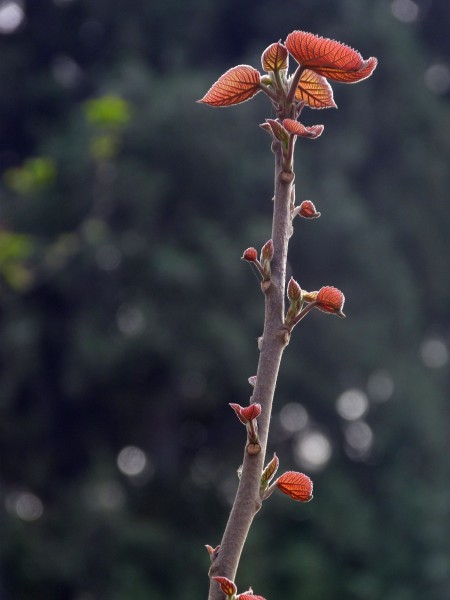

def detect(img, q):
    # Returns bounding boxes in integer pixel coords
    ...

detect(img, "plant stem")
[208,140,294,600]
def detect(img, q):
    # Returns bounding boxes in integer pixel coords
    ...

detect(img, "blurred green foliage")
[0,1,449,600]
[4,157,56,195]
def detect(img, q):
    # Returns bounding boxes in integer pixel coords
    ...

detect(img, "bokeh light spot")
[367,370,394,402]
[344,421,373,454]
[420,337,449,368]
[424,63,450,95]
[391,0,419,23]
[116,304,145,336]
[117,446,147,476]
[294,431,332,471]
[336,388,369,420]
[6,491,44,521]
[52,55,83,89]
[95,243,121,271]
[279,402,308,433]
[0,1,25,34]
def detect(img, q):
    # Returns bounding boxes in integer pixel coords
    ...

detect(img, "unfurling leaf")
[276,471,313,502]
[212,576,237,597]
[283,119,324,139]
[260,239,274,262]
[229,403,247,425]
[198,65,261,107]
[302,290,318,302]
[287,276,302,302]
[261,452,279,485]
[264,119,290,146]
[261,41,289,72]
[240,403,262,422]
[285,30,377,83]
[242,247,258,262]
[316,285,346,317]
[238,595,267,600]
[296,69,337,109]
[298,200,321,219]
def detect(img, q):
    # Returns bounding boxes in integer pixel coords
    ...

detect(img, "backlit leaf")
[283,119,324,139]
[212,576,237,597]
[286,30,377,83]
[261,41,288,72]
[315,286,346,317]
[276,471,313,502]
[198,65,261,107]
[296,69,336,109]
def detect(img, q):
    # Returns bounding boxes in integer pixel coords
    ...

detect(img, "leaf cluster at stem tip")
[198,30,377,126]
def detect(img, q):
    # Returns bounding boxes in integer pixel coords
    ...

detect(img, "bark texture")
[208,141,294,600]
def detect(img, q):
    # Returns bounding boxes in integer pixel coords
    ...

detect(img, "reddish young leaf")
[316,285,346,317]
[276,471,313,502]
[283,119,324,139]
[242,247,258,262]
[298,199,321,219]
[198,65,261,107]
[296,68,337,109]
[287,277,302,302]
[238,595,267,600]
[260,238,274,263]
[285,30,377,83]
[212,576,237,597]
[240,403,262,422]
[261,41,289,72]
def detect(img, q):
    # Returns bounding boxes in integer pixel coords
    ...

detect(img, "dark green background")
[0,1,449,599]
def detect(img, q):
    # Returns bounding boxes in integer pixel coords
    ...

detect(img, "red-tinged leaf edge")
[229,403,247,425]
[198,65,261,107]
[296,69,337,109]
[212,576,237,597]
[283,119,324,139]
[261,41,289,72]
[276,471,314,502]
[238,594,267,600]
[285,30,377,84]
